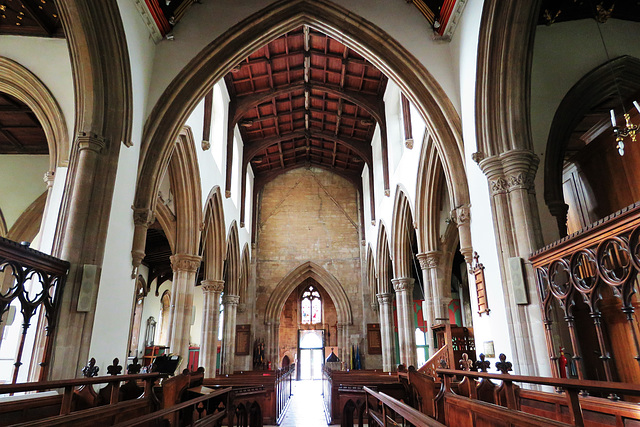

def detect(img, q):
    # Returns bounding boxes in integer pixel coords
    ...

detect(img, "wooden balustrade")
[530,202,640,385]
[436,368,640,427]
[275,363,294,424]
[0,236,69,383]
[363,385,445,427]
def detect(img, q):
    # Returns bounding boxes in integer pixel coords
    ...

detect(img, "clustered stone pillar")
[392,277,417,368]
[376,292,396,371]
[200,279,224,377]
[264,320,279,369]
[416,253,435,357]
[478,149,549,376]
[221,294,240,374]
[168,253,201,371]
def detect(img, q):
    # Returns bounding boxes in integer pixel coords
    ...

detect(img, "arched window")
[301,285,322,325]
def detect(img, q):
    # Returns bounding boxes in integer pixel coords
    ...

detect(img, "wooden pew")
[0,373,165,426]
[322,367,404,426]
[436,368,640,426]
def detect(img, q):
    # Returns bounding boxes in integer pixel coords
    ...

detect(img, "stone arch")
[202,186,226,281]
[154,196,177,254]
[0,57,69,170]
[239,243,250,305]
[375,222,392,295]
[135,0,469,220]
[225,221,240,296]
[168,126,202,256]
[366,245,377,310]
[415,134,445,254]
[7,191,47,243]
[391,187,417,279]
[264,261,352,326]
[544,55,640,235]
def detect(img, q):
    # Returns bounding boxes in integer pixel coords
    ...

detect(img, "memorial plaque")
[235,325,251,355]
[367,323,382,354]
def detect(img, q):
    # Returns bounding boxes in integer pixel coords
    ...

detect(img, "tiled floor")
[269,380,337,427]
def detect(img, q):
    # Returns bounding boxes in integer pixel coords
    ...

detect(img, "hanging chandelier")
[610,101,640,156]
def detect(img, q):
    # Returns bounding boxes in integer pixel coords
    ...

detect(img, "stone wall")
[253,167,366,366]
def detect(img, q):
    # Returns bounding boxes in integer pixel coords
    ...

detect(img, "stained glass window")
[301,285,322,324]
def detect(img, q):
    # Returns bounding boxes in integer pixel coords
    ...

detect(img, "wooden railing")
[364,385,445,427]
[436,368,640,426]
[275,363,294,424]
[418,343,449,376]
[0,236,69,383]
[530,202,640,383]
[0,372,165,426]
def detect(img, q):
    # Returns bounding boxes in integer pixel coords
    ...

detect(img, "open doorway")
[298,329,324,380]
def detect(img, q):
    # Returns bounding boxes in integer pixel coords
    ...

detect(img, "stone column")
[376,293,396,372]
[168,253,201,371]
[392,278,417,368]
[221,294,239,374]
[200,279,224,377]
[131,208,155,278]
[416,254,435,357]
[478,149,550,377]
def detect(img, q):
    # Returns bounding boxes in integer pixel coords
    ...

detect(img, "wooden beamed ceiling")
[0,92,47,155]
[0,0,63,37]
[223,26,389,228]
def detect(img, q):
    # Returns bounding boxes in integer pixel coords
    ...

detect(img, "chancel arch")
[136,0,470,230]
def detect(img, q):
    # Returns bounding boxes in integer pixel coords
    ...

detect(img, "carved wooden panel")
[235,325,251,356]
[367,323,382,354]
[472,252,490,315]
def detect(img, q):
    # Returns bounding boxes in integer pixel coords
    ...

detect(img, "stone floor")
[267,379,338,427]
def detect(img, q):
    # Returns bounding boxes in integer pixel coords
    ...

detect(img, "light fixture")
[594,4,640,156]
[610,101,640,156]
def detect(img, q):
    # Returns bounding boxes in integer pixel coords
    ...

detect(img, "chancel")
[1,0,640,426]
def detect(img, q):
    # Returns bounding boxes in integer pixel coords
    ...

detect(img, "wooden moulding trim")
[0,56,69,170]
[264,261,353,325]
[136,0,469,221]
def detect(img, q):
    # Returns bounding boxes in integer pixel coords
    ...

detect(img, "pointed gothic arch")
[544,55,640,235]
[7,191,47,244]
[202,186,226,281]
[416,134,445,254]
[391,186,416,279]
[0,57,69,170]
[135,0,469,222]
[264,261,352,326]
[154,197,177,254]
[168,126,203,256]
[239,243,250,305]
[225,221,241,296]
[375,222,392,295]
[366,245,377,309]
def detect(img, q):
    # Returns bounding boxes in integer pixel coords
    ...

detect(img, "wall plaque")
[235,325,251,356]
[367,323,382,354]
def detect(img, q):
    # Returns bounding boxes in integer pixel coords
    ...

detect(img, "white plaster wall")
[531,18,640,245]
[144,0,460,122]
[0,36,74,150]
[0,155,49,230]
[448,0,515,367]
[88,0,157,375]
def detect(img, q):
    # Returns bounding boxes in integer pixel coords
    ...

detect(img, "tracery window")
[301,285,322,324]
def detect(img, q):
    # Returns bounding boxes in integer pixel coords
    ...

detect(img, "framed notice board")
[367,323,382,354]
[235,325,251,355]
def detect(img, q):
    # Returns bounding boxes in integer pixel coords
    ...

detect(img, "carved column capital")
[132,207,156,227]
[418,251,442,270]
[201,279,224,293]
[450,204,471,227]
[76,132,107,153]
[376,292,394,305]
[170,253,201,273]
[43,170,56,188]
[392,277,415,293]
[501,149,538,192]
[221,294,240,306]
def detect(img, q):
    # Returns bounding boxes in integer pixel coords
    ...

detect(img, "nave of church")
[1,0,640,426]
